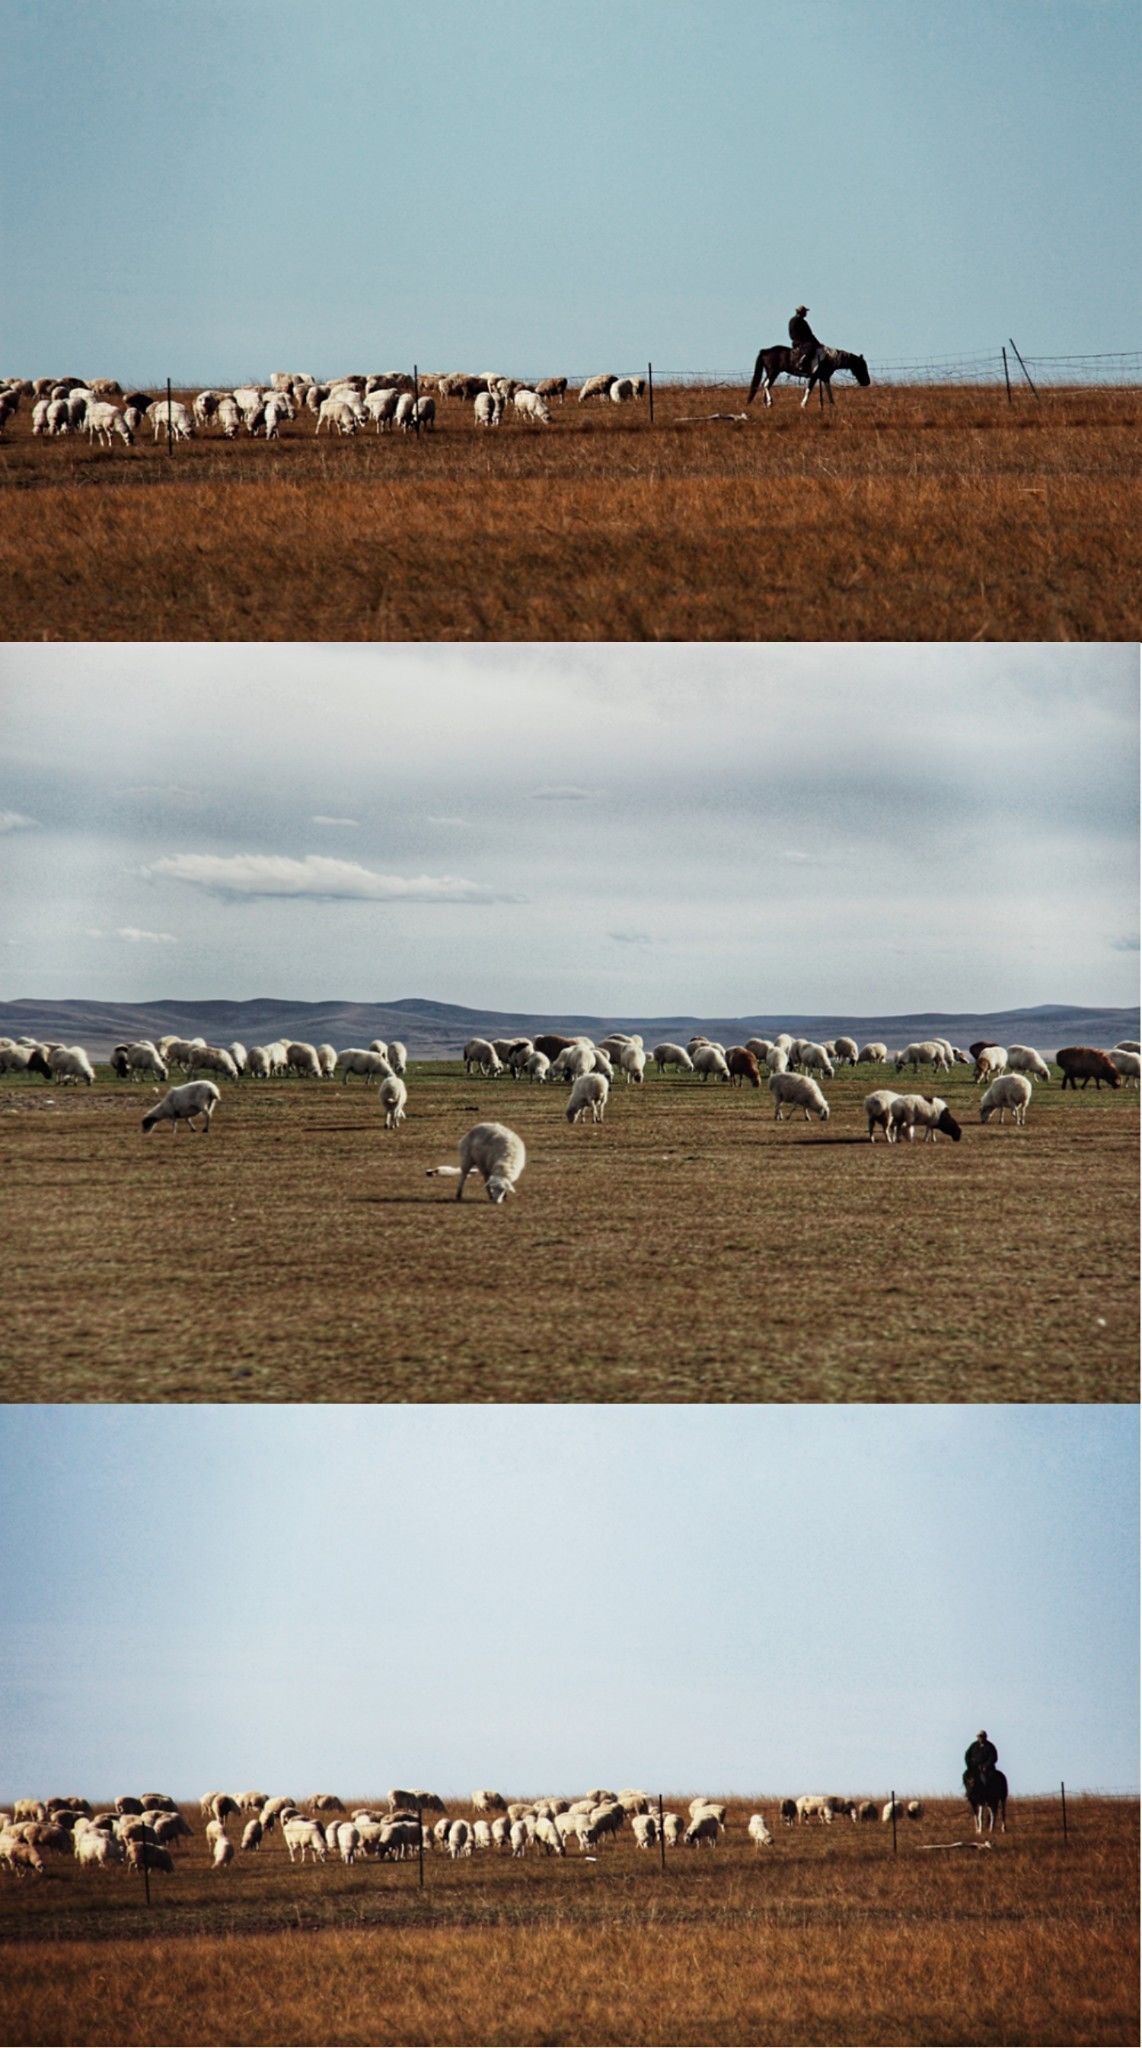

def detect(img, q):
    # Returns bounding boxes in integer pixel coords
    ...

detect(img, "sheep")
[693,1045,731,1084]
[1056,1046,1122,1090]
[887,1093,963,1144]
[567,1072,609,1123]
[631,1813,658,1850]
[523,1051,551,1083]
[863,1088,900,1140]
[471,1790,507,1813]
[283,1817,326,1863]
[447,1820,472,1859]
[338,1047,392,1085]
[401,395,435,431]
[896,1040,951,1075]
[240,1818,263,1852]
[748,1813,774,1848]
[73,1827,125,1869]
[770,1072,830,1122]
[683,1812,721,1848]
[84,400,134,446]
[832,1036,859,1066]
[980,1073,1033,1125]
[881,1800,904,1823]
[125,1839,174,1876]
[141,1080,221,1135]
[386,1040,408,1077]
[379,1074,408,1128]
[765,1047,789,1074]
[727,1047,762,1088]
[1111,1049,1141,1086]
[1115,1039,1140,1053]
[799,1043,835,1078]
[187,1044,239,1082]
[248,1046,272,1079]
[316,393,364,435]
[619,1043,647,1084]
[47,1045,95,1086]
[578,373,618,403]
[779,1799,797,1827]
[533,1033,579,1061]
[121,1042,168,1081]
[148,399,193,440]
[428,1121,525,1202]
[858,1042,888,1064]
[1006,1046,1051,1082]
[0,1044,52,1077]
[216,396,242,438]
[335,1823,361,1864]
[688,1800,727,1825]
[513,388,551,425]
[212,1835,234,1869]
[283,1041,321,1080]
[609,377,636,403]
[906,1800,924,1821]
[365,386,403,431]
[653,1042,695,1074]
[974,1046,1008,1083]
[463,1037,503,1078]
[554,1042,596,1082]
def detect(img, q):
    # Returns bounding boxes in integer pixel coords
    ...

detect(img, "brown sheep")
[727,1047,762,1088]
[1057,1046,1122,1090]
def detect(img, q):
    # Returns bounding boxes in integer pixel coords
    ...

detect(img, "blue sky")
[0,1405,1136,1798]
[0,643,1137,1016]
[3,0,1138,381]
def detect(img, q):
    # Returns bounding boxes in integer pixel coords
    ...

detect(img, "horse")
[963,1763,1008,1834]
[747,343,871,410]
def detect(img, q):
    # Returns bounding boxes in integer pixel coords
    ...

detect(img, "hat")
[976,1730,987,1740]
[794,305,809,315]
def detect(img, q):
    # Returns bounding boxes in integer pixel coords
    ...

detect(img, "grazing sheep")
[141,1080,221,1135]
[240,1818,263,1852]
[523,1051,551,1083]
[619,1043,647,1084]
[578,373,618,403]
[974,1046,1008,1084]
[1006,1046,1051,1083]
[212,1835,234,1869]
[748,1813,774,1848]
[863,1088,900,1140]
[694,1045,731,1084]
[386,1040,408,1077]
[833,1036,859,1066]
[727,1047,762,1088]
[770,1072,830,1122]
[1056,1046,1123,1090]
[631,1813,658,1850]
[567,1072,609,1123]
[1115,1039,1140,1053]
[536,377,568,402]
[906,1800,924,1821]
[1111,1049,1141,1086]
[121,1042,168,1081]
[980,1073,1033,1125]
[447,1820,472,1859]
[799,1043,835,1078]
[248,1046,272,1079]
[553,1042,596,1082]
[48,1045,95,1086]
[887,1094,962,1144]
[187,1044,239,1082]
[683,1812,721,1848]
[0,1044,52,1077]
[84,400,134,446]
[609,377,636,403]
[896,1040,952,1075]
[338,1048,392,1084]
[463,1037,503,1078]
[284,1041,322,1080]
[148,399,193,440]
[653,1042,695,1074]
[765,1047,790,1074]
[379,1074,408,1127]
[125,1839,174,1876]
[513,388,551,424]
[882,1800,904,1823]
[858,1042,888,1064]
[74,1827,125,1869]
[283,1817,327,1863]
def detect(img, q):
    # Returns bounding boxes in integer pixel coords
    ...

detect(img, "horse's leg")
[801,376,813,410]
[763,375,773,408]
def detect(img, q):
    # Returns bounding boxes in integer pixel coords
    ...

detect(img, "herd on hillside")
[0,369,657,447]
[1,1782,983,1881]
[1,1029,1135,1195]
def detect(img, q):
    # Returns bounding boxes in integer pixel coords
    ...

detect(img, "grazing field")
[1,1059,1135,1401]
[1,384,1138,640]
[0,1797,1135,2046]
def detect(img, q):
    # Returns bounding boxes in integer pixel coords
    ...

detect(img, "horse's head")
[850,353,871,387]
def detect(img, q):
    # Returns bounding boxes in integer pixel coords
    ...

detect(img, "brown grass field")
[1,384,1138,640]
[1,1059,1136,1401]
[0,1796,1135,2045]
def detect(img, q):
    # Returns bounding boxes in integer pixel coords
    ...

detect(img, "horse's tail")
[746,351,766,406]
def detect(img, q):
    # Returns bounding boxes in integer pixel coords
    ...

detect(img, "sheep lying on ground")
[567,1073,608,1123]
[770,1072,830,1121]
[980,1074,1033,1125]
[887,1094,962,1143]
[429,1123,526,1202]
[141,1081,221,1135]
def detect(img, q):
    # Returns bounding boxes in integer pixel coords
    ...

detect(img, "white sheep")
[769,1072,830,1121]
[1110,1050,1140,1086]
[693,1045,731,1083]
[447,1820,471,1859]
[887,1093,962,1144]
[609,377,636,403]
[513,388,551,425]
[509,1819,528,1857]
[974,1046,1008,1083]
[980,1073,1033,1125]
[430,1122,526,1203]
[858,1042,888,1064]
[463,1037,503,1078]
[653,1042,694,1073]
[240,1818,263,1851]
[863,1088,900,1140]
[631,1814,658,1850]
[619,1043,647,1084]
[555,1043,596,1082]
[148,399,193,440]
[284,1041,322,1080]
[123,1042,168,1081]
[48,1045,95,1086]
[578,373,618,403]
[832,1036,859,1066]
[523,1051,551,1084]
[365,387,402,431]
[799,1042,835,1078]
[141,1080,221,1135]
[567,1072,609,1123]
[387,1040,408,1077]
[765,1047,789,1074]
[895,1040,952,1075]
[379,1074,408,1128]
[212,1835,234,1869]
[338,1049,392,1085]
[187,1044,240,1082]
[216,396,242,438]
[248,1046,272,1079]
[84,401,134,446]
[747,1813,774,1848]
[474,390,504,427]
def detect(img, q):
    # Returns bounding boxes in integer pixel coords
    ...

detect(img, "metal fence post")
[165,377,173,456]
[1002,346,1012,404]
[658,1792,665,1871]
[1060,1780,1068,1846]
[1008,337,1040,397]
[412,363,420,438]
[647,362,654,425]
[890,1790,897,1855]
[417,1802,425,1887]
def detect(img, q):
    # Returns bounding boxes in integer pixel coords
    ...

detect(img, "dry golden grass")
[1,385,1137,639]
[0,1797,1135,2044]
[1,1060,1135,1400]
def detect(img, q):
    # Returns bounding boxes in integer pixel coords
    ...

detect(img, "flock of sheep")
[2,368,651,448]
[0,1784,929,1880]
[1,1028,1135,1192]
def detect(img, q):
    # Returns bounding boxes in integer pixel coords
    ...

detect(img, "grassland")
[1,1059,1135,1401]
[0,1796,1135,2045]
[1,384,1138,640]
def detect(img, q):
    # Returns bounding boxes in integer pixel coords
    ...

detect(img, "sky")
[0,643,1137,1018]
[2,0,1138,382]
[0,1404,1135,1798]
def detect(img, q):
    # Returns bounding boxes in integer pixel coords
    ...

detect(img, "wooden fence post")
[890,1790,897,1855]
[165,377,173,456]
[412,364,420,437]
[647,362,654,425]
[417,1802,425,1886]
[1060,1780,1068,1846]
[658,1792,665,1871]
[1008,337,1039,397]
[1002,346,1013,404]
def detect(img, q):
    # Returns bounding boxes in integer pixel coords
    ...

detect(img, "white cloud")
[143,852,515,904]
[118,927,178,944]
[310,815,359,827]
[0,811,36,832]
[529,785,590,802]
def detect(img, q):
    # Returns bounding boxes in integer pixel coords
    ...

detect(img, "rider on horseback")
[788,305,823,376]
[964,1730,999,1776]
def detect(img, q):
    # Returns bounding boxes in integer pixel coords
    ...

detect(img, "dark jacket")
[965,1738,998,1775]
[788,311,822,362]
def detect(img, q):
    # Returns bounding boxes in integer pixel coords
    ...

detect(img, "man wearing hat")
[964,1729,999,1776]
[789,304,823,374]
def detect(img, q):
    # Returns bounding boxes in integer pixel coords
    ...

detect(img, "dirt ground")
[1,384,1137,640]
[2,1061,1135,1401]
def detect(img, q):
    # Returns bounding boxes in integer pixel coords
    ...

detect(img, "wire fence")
[587,351,1140,389]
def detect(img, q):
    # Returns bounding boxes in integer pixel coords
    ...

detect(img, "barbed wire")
[557,352,1141,388]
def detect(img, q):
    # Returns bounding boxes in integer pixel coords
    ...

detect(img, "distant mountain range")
[1,996,1137,1061]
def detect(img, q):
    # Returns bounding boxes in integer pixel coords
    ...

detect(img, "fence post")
[1060,1780,1068,1847]
[1008,338,1039,397]
[165,377,173,457]
[658,1792,665,1871]
[412,364,420,438]
[1001,346,1013,404]
[417,1802,425,1887]
[647,362,654,425]
[142,1840,151,1906]
[890,1790,897,1855]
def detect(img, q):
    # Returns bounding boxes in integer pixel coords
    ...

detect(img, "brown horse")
[963,1763,1008,1834]
[747,344,871,409]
